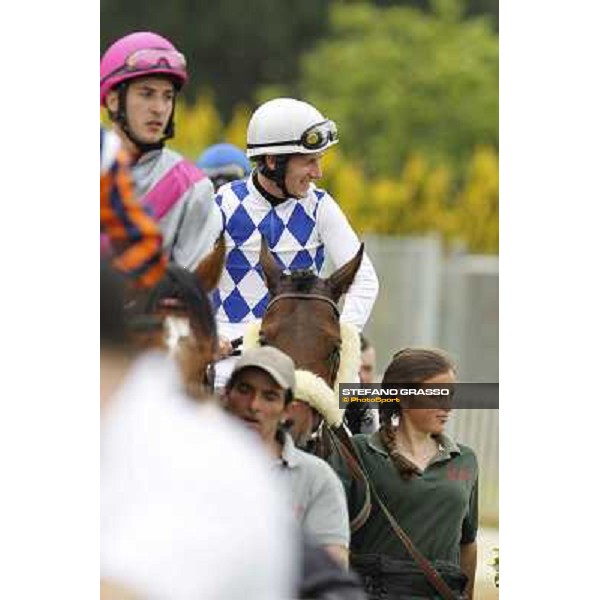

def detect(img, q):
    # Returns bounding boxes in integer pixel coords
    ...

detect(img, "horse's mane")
[286,269,321,294]
[146,265,217,339]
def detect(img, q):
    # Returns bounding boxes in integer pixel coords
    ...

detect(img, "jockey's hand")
[218,336,234,359]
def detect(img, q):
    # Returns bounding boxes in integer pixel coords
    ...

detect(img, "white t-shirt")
[101,351,298,599]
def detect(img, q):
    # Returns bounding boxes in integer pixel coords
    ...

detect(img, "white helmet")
[246,98,339,158]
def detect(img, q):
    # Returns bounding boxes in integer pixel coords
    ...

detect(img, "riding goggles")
[204,164,248,189]
[299,120,338,151]
[211,173,244,189]
[101,48,187,83]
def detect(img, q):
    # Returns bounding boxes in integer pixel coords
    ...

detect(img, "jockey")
[214,98,379,389]
[100,125,167,288]
[101,31,222,269]
[196,142,252,191]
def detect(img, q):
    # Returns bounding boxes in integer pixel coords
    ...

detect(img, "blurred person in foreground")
[101,31,221,269]
[100,125,166,288]
[100,261,298,598]
[196,142,252,191]
[329,348,479,599]
[222,345,351,569]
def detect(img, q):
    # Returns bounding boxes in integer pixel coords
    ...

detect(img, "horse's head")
[130,235,226,398]
[258,237,363,388]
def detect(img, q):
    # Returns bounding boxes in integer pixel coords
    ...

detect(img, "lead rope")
[329,426,462,600]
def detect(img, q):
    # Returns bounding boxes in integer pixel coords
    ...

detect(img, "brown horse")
[245,237,364,453]
[128,236,226,399]
[257,240,450,578]
[257,237,364,388]
[250,238,374,533]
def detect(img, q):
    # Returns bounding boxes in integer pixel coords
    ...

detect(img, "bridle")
[260,292,342,386]
[160,306,217,395]
[126,269,218,396]
[264,292,340,318]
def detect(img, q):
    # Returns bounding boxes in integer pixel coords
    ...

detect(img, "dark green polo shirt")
[329,431,478,566]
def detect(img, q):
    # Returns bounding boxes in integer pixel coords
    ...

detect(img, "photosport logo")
[338,383,499,409]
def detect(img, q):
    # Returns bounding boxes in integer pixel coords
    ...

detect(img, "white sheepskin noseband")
[242,321,361,427]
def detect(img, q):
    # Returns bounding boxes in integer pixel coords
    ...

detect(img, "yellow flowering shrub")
[170,92,222,160]
[223,104,252,150]
[106,93,498,254]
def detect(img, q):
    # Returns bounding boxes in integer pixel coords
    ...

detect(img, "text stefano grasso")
[341,387,451,396]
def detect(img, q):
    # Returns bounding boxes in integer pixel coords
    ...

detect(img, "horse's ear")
[326,243,364,301]
[259,236,282,296]
[194,234,226,293]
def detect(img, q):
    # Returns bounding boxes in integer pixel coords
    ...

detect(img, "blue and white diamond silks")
[286,203,315,245]
[257,210,286,247]
[225,248,253,285]
[212,178,327,324]
[227,203,256,246]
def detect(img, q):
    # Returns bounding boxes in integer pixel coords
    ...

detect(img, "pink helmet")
[100,31,188,106]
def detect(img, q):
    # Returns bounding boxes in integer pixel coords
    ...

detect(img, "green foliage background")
[300,1,498,176]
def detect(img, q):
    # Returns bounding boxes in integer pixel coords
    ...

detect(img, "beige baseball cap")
[231,346,296,393]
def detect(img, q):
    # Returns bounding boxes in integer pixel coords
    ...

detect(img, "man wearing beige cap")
[223,346,350,568]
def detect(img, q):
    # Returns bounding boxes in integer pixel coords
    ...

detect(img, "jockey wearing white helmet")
[213,98,379,389]
[247,98,339,198]
[100,31,222,270]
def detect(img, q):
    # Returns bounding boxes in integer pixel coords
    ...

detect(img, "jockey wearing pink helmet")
[100,32,223,271]
[101,31,188,153]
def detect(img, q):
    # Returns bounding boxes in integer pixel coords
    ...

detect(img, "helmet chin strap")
[258,155,298,199]
[110,83,176,155]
